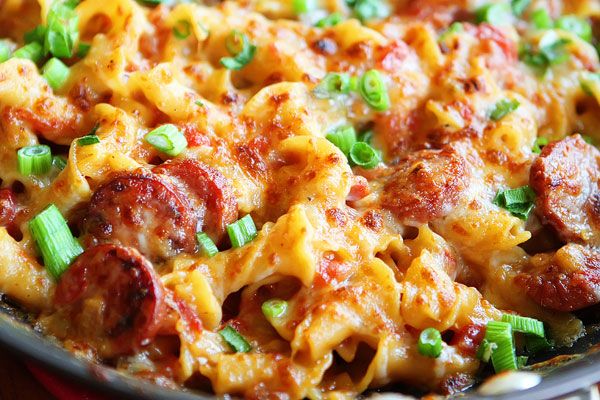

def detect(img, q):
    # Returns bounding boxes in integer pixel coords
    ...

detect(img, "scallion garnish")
[12,42,43,63]
[476,338,497,363]
[532,137,548,154]
[219,325,252,352]
[17,145,52,176]
[326,125,357,155]
[292,0,316,14]
[77,134,100,146]
[313,73,353,99]
[530,8,553,29]
[525,334,553,354]
[490,99,520,121]
[418,328,442,358]
[352,0,390,22]
[220,30,256,70]
[357,130,373,144]
[24,25,46,44]
[517,355,529,368]
[555,15,592,42]
[475,3,512,26]
[44,1,79,58]
[173,19,192,40]
[227,215,258,248]
[261,299,288,319]
[0,41,11,63]
[29,204,83,279]
[76,43,91,58]
[439,22,463,42]
[519,36,570,72]
[42,57,70,90]
[349,142,381,169]
[196,232,218,257]
[501,314,545,338]
[485,321,517,372]
[144,124,188,156]
[52,155,67,171]
[359,69,390,111]
[315,12,343,27]
[493,185,536,220]
[510,0,530,16]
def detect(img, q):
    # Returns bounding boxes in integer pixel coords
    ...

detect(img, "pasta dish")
[0,0,599,397]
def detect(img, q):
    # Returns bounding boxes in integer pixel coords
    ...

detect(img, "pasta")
[0,0,599,397]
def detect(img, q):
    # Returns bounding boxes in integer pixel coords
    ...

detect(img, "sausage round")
[54,244,166,357]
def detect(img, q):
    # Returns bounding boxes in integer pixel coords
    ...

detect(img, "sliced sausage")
[381,146,470,225]
[54,244,166,357]
[516,243,600,312]
[0,188,16,227]
[84,171,197,261]
[530,135,600,245]
[153,159,238,244]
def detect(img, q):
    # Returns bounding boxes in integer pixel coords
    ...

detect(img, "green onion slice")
[359,69,390,111]
[12,42,43,63]
[292,0,316,14]
[173,19,192,40]
[493,185,536,220]
[24,25,46,44]
[502,314,545,338]
[352,0,390,22]
[42,57,70,91]
[227,215,258,248]
[357,130,373,144]
[52,155,67,171]
[76,43,91,58]
[262,299,288,319]
[418,328,443,358]
[530,8,553,29]
[29,204,83,279]
[476,338,497,363]
[17,145,52,176]
[0,41,11,63]
[44,2,80,58]
[315,12,343,28]
[196,232,218,257]
[517,355,529,368]
[490,99,520,121]
[525,334,553,354]
[475,3,512,26]
[485,321,517,372]
[219,325,252,353]
[349,142,381,169]
[510,0,530,16]
[77,134,100,146]
[326,125,357,156]
[555,15,592,42]
[439,22,463,42]
[313,73,353,99]
[144,124,188,156]
[220,30,256,70]
[532,137,548,154]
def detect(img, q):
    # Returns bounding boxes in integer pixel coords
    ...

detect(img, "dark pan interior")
[2,297,600,400]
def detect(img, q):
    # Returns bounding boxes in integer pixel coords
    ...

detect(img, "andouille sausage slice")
[0,188,16,227]
[381,146,470,225]
[530,135,600,245]
[154,159,238,244]
[516,243,600,312]
[54,244,166,358]
[84,171,197,261]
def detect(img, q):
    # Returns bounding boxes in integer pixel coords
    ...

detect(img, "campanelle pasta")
[0,0,599,398]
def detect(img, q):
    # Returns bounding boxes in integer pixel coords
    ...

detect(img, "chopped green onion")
[502,314,545,338]
[493,185,536,220]
[292,0,316,14]
[531,8,553,29]
[485,321,517,372]
[475,3,512,26]
[219,325,252,353]
[326,125,357,155]
[195,100,205,107]
[357,130,373,144]
[476,338,497,363]
[77,135,100,146]
[555,15,592,42]
[17,145,52,175]
[196,232,218,257]
[352,0,390,22]
[144,124,188,156]
[227,215,258,248]
[173,19,192,40]
[12,42,43,63]
[24,25,46,44]
[52,155,67,171]
[262,299,288,319]
[76,43,91,58]
[510,0,530,16]
[220,30,256,70]
[349,142,380,169]
[525,334,553,354]
[439,22,463,42]
[532,137,548,154]
[490,99,520,121]
[313,73,353,99]
[519,37,570,71]
[517,355,529,368]
[42,58,70,90]
[0,41,11,63]
[418,328,442,358]
[29,204,83,279]
[315,12,343,28]
[358,69,390,111]
[44,2,80,58]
